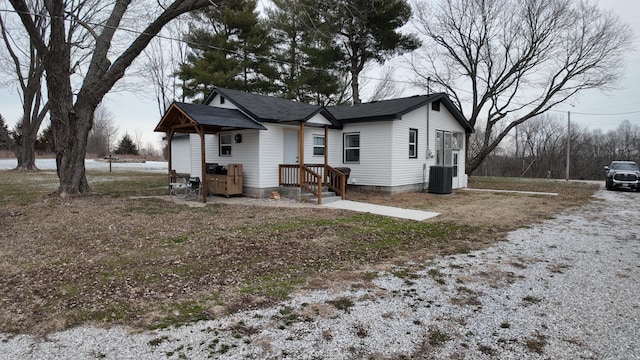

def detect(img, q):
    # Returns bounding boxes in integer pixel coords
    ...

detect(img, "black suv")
[604,161,640,191]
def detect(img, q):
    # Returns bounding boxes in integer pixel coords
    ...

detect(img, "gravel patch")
[1,189,638,359]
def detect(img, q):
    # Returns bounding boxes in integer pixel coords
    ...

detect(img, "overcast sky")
[0,0,638,150]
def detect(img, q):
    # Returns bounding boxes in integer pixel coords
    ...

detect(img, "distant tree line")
[472,116,640,180]
[0,106,144,161]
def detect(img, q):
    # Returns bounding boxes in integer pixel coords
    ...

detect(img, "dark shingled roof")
[205,87,337,125]
[328,93,474,133]
[175,102,266,129]
[154,102,266,133]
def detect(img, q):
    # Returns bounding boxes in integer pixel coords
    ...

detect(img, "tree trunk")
[15,102,46,171]
[44,0,91,195]
[16,132,38,170]
[10,0,216,195]
[55,106,94,195]
[351,67,360,104]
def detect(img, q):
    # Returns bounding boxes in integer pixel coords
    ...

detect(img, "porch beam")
[299,122,305,188]
[167,129,174,189]
[324,125,328,170]
[198,126,207,203]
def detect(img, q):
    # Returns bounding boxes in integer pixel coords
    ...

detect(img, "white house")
[155,87,474,203]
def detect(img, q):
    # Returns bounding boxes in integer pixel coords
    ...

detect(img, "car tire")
[606,181,612,190]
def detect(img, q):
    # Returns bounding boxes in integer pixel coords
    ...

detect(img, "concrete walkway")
[322,200,440,221]
[149,195,440,221]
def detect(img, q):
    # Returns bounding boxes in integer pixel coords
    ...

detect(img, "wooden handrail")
[278,163,347,204]
[301,165,322,204]
[324,165,347,200]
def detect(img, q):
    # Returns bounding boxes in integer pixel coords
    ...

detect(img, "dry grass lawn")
[0,170,599,335]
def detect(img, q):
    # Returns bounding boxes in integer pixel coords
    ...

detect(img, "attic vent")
[432,101,440,111]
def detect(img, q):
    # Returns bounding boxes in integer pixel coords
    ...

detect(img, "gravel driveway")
[1,189,638,359]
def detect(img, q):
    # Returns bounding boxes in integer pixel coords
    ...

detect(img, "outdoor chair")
[170,176,202,200]
[184,177,202,199]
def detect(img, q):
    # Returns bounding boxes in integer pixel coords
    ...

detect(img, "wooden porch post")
[198,126,207,203]
[167,129,174,188]
[299,122,305,188]
[324,125,328,169]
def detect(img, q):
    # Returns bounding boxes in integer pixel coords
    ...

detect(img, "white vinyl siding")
[389,107,430,187]
[257,124,288,188]
[208,94,238,109]
[301,128,341,165]
[306,113,332,126]
[340,122,393,186]
[170,135,191,174]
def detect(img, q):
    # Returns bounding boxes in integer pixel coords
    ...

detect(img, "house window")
[435,130,452,166]
[452,132,463,150]
[220,96,225,104]
[344,133,360,163]
[219,133,232,156]
[313,135,325,156]
[432,101,440,111]
[409,128,418,158]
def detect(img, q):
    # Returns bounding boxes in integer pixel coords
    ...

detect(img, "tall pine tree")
[177,0,276,100]
[267,0,346,105]
[315,0,420,104]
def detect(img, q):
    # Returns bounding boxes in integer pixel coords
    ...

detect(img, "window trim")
[343,132,360,164]
[435,130,453,166]
[409,128,418,158]
[313,134,325,156]
[452,132,463,150]
[219,133,232,156]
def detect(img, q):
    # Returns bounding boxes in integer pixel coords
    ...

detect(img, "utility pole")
[565,111,571,181]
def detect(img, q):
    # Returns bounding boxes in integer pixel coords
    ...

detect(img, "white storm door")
[283,129,299,164]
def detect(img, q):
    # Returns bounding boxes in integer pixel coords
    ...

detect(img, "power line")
[1,7,639,117]
[560,110,640,116]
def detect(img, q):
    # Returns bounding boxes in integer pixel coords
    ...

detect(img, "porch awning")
[154,102,267,133]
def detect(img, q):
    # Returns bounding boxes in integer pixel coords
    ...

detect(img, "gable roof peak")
[203,87,340,127]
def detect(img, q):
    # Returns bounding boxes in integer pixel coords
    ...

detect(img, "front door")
[452,151,459,188]
[283,129,299,164]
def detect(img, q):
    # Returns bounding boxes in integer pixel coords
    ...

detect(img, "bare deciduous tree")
[367,66,402,102]
[473,116,640,180]
[410,0,634,174]
[8,0,217,195]
[86,104,118,157]
[141,16,190,115]
[0,0,49,170]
